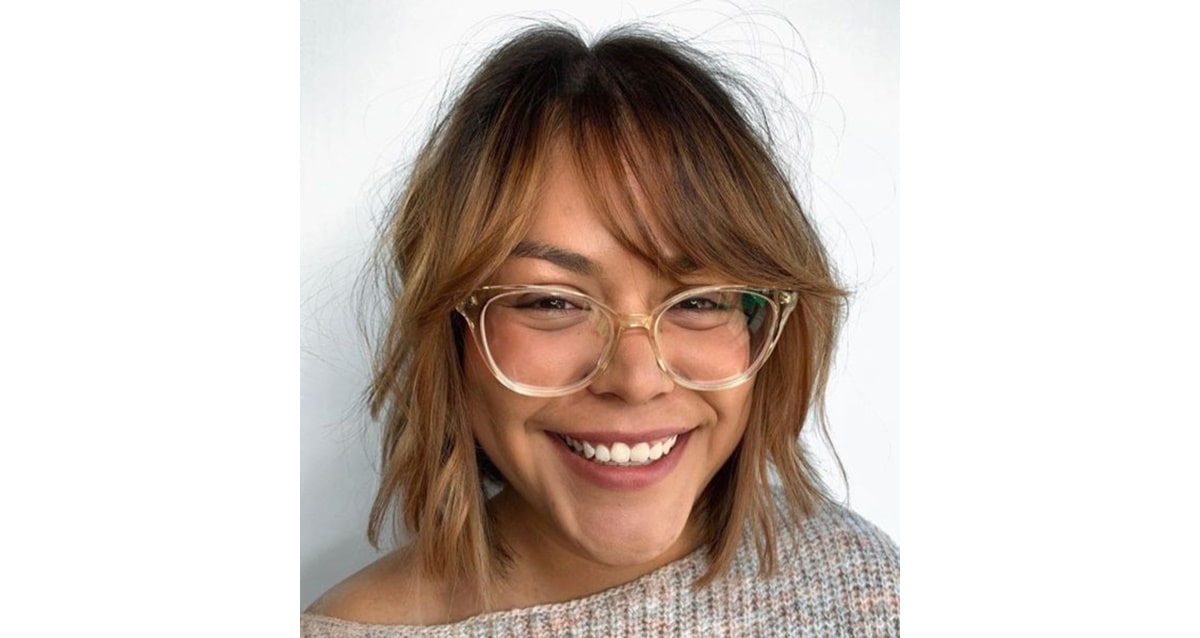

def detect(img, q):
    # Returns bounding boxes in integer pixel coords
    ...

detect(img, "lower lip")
[548,430,692,491]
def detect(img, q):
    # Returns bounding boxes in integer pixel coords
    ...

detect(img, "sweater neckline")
[303,544,710,629]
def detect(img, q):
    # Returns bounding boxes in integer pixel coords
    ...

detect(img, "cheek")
[463,345,547,445]
[462,345,502,447]
[463,350,506,439]
[711,383,755,443]
[462,339,490,398]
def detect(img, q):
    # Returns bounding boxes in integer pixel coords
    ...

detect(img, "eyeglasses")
[456,284,798,397]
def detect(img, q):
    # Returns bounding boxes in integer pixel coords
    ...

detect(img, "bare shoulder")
[305,546,451,626]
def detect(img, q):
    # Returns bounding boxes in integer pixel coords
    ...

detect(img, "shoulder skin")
[305,546,454,626]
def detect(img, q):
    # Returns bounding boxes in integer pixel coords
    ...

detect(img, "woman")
[303,23,899,636]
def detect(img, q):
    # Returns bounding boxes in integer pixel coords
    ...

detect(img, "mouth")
[546,428,694,491]
[555,433,679,466]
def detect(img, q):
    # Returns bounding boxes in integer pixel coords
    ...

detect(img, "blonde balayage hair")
[366,23,847,602]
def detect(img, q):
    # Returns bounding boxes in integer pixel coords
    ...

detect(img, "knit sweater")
[302,497,899,637]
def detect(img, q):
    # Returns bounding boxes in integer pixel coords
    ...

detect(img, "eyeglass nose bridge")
[599,312,672,378]
[616,312,654,332]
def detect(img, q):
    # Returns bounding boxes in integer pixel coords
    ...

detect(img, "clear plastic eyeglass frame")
[455,284,799,397]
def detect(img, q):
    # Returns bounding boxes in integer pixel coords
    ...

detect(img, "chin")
[564,498,693,567]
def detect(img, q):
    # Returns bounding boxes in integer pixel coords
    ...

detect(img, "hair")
[365,22,848,604]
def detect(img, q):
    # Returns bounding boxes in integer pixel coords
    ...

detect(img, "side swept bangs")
[564,31,816,288]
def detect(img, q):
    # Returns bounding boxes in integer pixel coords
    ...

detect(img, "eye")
[509,293,589,313]
[531,296,578,311]
[672,295,729,312]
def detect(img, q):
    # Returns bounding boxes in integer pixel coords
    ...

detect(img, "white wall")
[301,0,898,609]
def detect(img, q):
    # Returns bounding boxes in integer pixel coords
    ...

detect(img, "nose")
[587,322,675,404]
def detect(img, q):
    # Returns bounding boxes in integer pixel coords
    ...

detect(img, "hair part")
[366,22,847,605]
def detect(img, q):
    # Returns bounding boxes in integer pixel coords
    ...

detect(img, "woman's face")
[464,148,755,569]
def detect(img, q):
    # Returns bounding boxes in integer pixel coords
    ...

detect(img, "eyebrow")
[511,240,701,276]
[511,240,597,276]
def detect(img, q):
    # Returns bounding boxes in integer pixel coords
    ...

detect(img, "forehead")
[514,140,696,275]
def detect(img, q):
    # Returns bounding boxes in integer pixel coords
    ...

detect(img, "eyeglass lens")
[479,289,776,391]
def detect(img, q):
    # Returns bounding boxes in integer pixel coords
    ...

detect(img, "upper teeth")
[560,434,679,466]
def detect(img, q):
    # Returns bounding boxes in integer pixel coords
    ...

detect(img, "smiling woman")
[303,22,898,636]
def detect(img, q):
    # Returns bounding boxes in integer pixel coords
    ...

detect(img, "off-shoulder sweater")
[301,500,899,637]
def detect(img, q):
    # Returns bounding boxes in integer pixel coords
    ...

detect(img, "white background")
[301,0,899,609]
[6,1,1199,635]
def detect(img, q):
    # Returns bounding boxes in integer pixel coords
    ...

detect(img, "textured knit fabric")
[301,496,899,637]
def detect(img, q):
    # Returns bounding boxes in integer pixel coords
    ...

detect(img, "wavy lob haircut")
[366,23,848,600]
